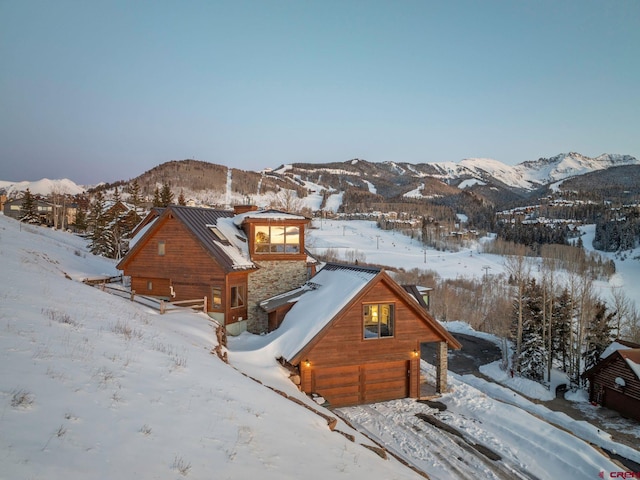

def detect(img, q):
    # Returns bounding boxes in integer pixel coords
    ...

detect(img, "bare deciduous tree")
[504,245,531,373]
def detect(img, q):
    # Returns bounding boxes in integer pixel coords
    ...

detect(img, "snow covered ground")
[1,213,639,479]
[307,218,506,279]
[307,219,640,320]
[0,215,416,479]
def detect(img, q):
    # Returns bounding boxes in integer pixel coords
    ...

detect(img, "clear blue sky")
[1,0,638,185]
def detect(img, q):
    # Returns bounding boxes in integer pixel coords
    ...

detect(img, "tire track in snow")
[337,404,502,480]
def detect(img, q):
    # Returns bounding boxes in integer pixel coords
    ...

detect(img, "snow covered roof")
[232,209,308,227]
[619,349,640,380]
[266,263,381,362]
[128,217,158,249]
[119,206,257,272]
[601,339,640,359]
[169,206,255,271]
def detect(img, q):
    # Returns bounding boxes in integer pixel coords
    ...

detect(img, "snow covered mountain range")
[435,152,640,191]
[2,153,638,209]
[0,178,87,197]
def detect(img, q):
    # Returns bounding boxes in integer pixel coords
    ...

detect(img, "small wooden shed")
[584,343,640,421]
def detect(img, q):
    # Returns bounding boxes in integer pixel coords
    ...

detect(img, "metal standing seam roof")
[168,206,256,272]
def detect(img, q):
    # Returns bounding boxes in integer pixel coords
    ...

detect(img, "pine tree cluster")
[511,278,616,386]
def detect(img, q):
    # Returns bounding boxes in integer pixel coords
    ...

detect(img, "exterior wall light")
[412,349,420,358]
[304,359,311,368]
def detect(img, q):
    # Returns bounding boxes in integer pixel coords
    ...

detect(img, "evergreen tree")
[74,204,88,233]
[160,182,174,207]
[153,187,162,207]
[113,186,121,203]
[518,279,546,381]
[88,192,110,256]
[583,301,616,372]
[20,188,40,224]
[552,288,573,372]
[129,179,142,210]
[178,190,186,206]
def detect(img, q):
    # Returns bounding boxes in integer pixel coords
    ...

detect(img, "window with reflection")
[363,304,394,339]
[211,287,222,309]
[254,225,300,253]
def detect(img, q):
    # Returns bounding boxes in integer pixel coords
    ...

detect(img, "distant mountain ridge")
[422,152,640,191]
[2,153,638,211]
[0,178,87,197]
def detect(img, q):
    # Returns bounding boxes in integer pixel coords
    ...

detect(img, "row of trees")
[395,248,638,390]
[504,252,635,386]
[495,220,573,250]
[593,208,640,253]
[87,188,141,259]
[19,188,75,229]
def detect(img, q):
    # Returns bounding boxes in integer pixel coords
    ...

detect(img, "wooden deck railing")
[159,297,208,314]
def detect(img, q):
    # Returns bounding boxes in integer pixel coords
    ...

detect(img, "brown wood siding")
[603,387,640,421]
[268,303,294,332]
[121,215,230,315]
[304,281,441,369]
[226,272,249,324]
[299,279,443,406]
[588,354,640,421]
[131,277,171,297]
[304,361,410,407]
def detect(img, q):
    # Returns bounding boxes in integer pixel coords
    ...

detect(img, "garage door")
[604,387,640,421]
[311,361,409,407]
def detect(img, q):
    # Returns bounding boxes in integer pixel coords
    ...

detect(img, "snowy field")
[307,218,506,280]
[1,213,639,479]
[307,219,640,318]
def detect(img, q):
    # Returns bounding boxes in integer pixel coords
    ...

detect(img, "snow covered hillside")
[1,214,639,479]
[0,214,417,480]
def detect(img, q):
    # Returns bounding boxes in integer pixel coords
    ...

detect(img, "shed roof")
[584,348,640,381]
[619,349,640,380]
[601,339,640,359]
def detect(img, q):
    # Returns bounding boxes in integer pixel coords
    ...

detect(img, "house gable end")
[117,206,254,273]
[290,270,460,365]
[117,211,172,270]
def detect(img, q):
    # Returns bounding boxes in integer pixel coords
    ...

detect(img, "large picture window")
[254,225,300,253]
[231,285,246,308]
[363,304,394,339]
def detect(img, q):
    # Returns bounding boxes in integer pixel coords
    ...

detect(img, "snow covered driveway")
[336,377,625,480]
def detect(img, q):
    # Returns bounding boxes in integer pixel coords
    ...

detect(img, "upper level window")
[254,225,300,254]
[363,304,394,339]
[158,241,166,256]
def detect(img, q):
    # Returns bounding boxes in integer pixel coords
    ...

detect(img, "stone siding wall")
[247,260,309,333]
